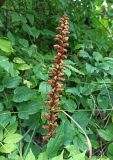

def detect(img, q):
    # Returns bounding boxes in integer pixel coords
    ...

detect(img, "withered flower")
[43,16,69,141]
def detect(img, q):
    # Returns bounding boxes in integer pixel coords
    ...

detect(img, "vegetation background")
[0,0,113,159]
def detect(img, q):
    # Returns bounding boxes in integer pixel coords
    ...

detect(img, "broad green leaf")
[13,57,25,64]
[3,76,21,88]
[79,50,90,58]
[25,149,36,160]
[0,103,4,111]
[86,63,95,73]
[61,98,77,112]
[38,152,48,160]
[17,101,42,119]
[0,129,3,141]
[0,156,8,160]
[72,112,89,128]
[39,81,51,95]
[0,38,13,54]
[93,52,103,61]
[0,143,16,153]
[18,38,29,47]
[5,122,17,135]
[66,87,81,97]
[4,133,22,143]
[98,124,113,141]
[47,123,64,158]
[13,86,36,102]
[0,56,14,75]
[52,151,63,160]
[107,143,113,159]
[97,95,109,109]
[66,64,85,75]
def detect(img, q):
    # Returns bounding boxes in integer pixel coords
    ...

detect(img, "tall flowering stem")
[43,16,69,141]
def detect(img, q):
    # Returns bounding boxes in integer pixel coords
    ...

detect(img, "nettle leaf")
[0,38,13,55]
[3,76,21,88]
[13,86,36,102]
[3,133,22,143]
[47,123,64,158]
[98,124,113,141]
[25,149,36,160]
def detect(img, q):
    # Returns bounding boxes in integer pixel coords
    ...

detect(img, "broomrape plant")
[43,16,70,141]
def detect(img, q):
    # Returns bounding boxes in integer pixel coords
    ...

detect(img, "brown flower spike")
[43,16,69,141]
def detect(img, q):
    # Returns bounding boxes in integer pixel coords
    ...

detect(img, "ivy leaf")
[13,86,36,102]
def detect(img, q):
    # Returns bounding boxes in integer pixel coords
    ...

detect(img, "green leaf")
[93,52,103,61]
[0,103,4,111]
[18,38,29,47]
[39,81,51,95]
[66,64,85,75]
[38,152,48,160]
[79,50,90,58]
[3,133,22,143]
[0,38,13,54]
[72,112,89,128]
[52,151,63,160]
[0,56,14,75]
[98,124,113,141]
[17,101,42,119]
[86,63,95,73]
[0,143,17,153]
[66,87,81,97]
[107,143,113,159]
[47,123,64,158]
[25,149,36,160]
[13,86,36,102]
[61,98,77,112]
[97,95,109,109]
[3,76,21,88]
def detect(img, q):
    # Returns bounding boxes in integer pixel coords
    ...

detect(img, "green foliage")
[0,0,113,159]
